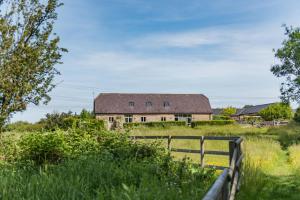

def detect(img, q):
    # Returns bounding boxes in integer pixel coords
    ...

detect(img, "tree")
[0,0,67,128]
[221,106,237,116]
[258,103,293,121]
[271,25,300,103]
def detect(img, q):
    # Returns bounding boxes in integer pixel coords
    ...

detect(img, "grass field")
[129,124,300,200]
[0,123,299,199]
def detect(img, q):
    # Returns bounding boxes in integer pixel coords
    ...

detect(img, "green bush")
[4,121,44,132]
[212,115,231,120]
[259,103,293,121]
[16,129,164,165]
[191,120,235,128]
[123,121,186,129]
[19,131,69,164]
[294,107,300,123]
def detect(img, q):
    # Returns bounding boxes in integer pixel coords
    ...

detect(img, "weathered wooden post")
[200,136,205,167]
[229,140,236,167]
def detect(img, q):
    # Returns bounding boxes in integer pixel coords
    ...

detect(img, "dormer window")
[145,101,152,107]
[129,101,135,107]
[163,101,170,107]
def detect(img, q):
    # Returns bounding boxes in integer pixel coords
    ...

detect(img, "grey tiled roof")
[212,108,223,115]
[94,93,212,114]
[237,103,275,115]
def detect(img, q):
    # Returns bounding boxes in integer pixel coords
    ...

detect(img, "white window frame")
[161,117,166,121]
[125,115,133,123]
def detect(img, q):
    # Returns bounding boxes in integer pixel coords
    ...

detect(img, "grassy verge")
[129,123,300,200]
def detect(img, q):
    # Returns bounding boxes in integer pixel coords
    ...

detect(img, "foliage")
[39,111,74,131]
[243,116,262,126]
[294,107,300,123]
[0,0,67,128]
[3,121,44,132]
[212,115,231,120]
[271,25,300,103]
[259,103,293,121]
[38,110,104,131]
[18,131,69,165]
[16,129,164,165]
[268,122,300,148]
[79,109,94,119]
[0,154,215,200]
[221,106,237,116]
[124,121,186,129]
[191,120,235,128]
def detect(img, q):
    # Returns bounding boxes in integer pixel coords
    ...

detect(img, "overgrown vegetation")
[294,107,300,123]
[191,120,235,127]
[258,103,293,121]
[0,112,215,199]
[130,123,300,200]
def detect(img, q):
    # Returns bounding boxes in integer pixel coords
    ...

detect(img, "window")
[129,101,135,107]
[109,117,114,123]
[145,101,152,107]
[141,117,147,122]
[163,101,170,107]
[125,115,133,123]
[174,114,192,124]
[161,117,166,121]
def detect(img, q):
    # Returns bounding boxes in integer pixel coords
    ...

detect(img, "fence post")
[200,136,205,167]
[229,140,236,167]
[167,135,172,152]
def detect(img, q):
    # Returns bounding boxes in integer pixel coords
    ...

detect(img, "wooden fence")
[130,135,243,200]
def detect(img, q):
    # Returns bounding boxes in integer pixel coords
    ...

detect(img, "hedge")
[123,121,186,128]
[212,115,231,120]
[191,120,235,128]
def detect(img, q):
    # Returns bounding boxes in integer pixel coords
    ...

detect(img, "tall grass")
[0,155,215,200]
[288,144,300,170]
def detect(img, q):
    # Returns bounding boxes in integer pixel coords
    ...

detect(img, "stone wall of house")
[192,114,212,121]
[96,113,211,129]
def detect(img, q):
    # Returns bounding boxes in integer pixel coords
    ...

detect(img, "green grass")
[1,123,300,199]
[129,123,300,200]
[0,155,215,200]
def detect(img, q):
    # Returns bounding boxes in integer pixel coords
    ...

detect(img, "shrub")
[4,121,44,132]
[221,106,237,116]
[191,120,235,128]
[243,116,262,126]
[259,103,293,121]
[16,129,163,165]
[294,107,300,123]
[213,115,231,120]
[19,131,69,165]
[123,121,186,129]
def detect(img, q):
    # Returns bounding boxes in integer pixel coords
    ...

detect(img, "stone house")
[94,93,213,129]
[235,103,275,120]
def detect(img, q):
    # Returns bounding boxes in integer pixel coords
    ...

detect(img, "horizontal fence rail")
[130,135,243,200]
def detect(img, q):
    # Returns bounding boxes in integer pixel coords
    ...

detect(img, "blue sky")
[13,0,300,122]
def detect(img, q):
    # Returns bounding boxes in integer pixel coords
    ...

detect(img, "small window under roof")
[129,101,135,107]
[163,101,170,107]
[145,101,152,107]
